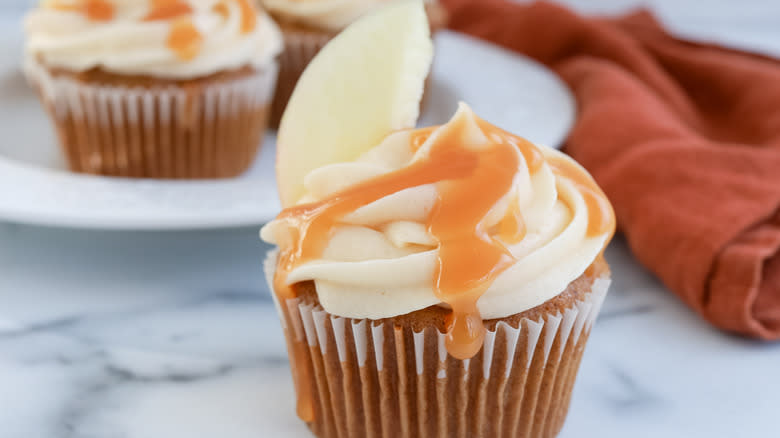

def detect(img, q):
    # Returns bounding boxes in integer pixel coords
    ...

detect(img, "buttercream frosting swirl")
[24,0,282,79]
[262,104,614,321]
[261,0,396,32]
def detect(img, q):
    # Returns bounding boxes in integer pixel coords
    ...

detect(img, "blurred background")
[5,0,780,56]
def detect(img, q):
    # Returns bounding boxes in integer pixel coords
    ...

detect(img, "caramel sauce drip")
[48,0,114,21]
[161,1,254,60]
[168,17,202,61]
[426,119,520,360]
[144,0,192,21]
[284,325,315,422]
[546,156,615,239]
[47,1,257,61]
[236,0,257,33]
[143,1,201,60]
[213,1,230,19]
[410,126,437,151]
[493,194,526,245]
[476,118,544,173]
[212,0,256,32]
[272,116,616,421]
[548,157,616,279]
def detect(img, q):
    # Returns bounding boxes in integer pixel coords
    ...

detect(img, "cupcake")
[260,0,447,126]
[261,2,615,437]
[24,0,282,179]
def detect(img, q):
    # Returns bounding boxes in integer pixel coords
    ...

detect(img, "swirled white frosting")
[261,104,610,320]
[261,0,398,32]
[24,0,282,79]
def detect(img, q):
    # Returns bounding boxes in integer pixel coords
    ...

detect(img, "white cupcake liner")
[265,252,610,438]
[25,59,278,178]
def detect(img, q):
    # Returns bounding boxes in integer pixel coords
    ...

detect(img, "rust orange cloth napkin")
[442,0,780,339]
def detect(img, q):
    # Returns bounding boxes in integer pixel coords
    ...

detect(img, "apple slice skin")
[276,0,434,207]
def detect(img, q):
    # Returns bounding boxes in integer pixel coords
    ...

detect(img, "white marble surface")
[3,1,780,437]
[2,224,780,438]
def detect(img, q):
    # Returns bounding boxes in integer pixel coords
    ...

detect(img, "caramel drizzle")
[145,1,201,60]
[144,0,192,21]
[273,116,616,421]
[48,0,114,21]
[547,155,616,278]
[46,0,258,61]
[211,0,256,32]
[213,1,230,19]
[236,0,257,33]
[150,0,257,60]
[167,17,203,61]
[426,119,519,360]
[493,193,525,245]
[547,156,615,239]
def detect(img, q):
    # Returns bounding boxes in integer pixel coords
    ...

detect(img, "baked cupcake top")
[24,0,282,79]
[262,0,406,32]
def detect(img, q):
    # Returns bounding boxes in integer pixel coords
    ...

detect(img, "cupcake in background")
[261,0,447,126]
[24,0,282,179]
[261,2,615,437]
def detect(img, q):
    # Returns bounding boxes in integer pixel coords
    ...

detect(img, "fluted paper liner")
[265,254,610,438]
[26,60,278,179]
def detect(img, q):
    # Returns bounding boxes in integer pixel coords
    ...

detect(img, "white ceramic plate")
[0,30,575,230]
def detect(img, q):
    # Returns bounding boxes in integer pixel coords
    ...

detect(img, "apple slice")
[276,0,434,207]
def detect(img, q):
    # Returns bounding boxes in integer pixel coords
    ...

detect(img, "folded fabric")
[442,0,780,339]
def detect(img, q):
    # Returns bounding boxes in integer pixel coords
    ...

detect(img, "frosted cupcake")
[260,0,447,126]
[261,2,615,437]
[24,0,282,179]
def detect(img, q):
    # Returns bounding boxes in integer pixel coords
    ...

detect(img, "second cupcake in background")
[261,0,447,126]
[24,0,282,179]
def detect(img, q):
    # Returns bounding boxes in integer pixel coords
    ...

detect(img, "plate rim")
[0,31,575,231]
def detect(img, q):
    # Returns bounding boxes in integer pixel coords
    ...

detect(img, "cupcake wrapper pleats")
[266,254,610,438]
[26,60,278,179]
